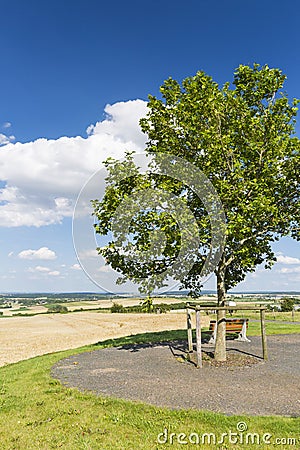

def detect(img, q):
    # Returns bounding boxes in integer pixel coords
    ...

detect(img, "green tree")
[140,296,154,313]
[47,304,68,313]
[92,64,299,361]
[280,297,295,312]
[110,302,125,313]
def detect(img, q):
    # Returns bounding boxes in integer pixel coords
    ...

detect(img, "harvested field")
[0,311,209,366]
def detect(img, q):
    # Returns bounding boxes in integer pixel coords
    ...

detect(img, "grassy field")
[226,310,300,322]
[0,326,299,449]
[248,320,300,335]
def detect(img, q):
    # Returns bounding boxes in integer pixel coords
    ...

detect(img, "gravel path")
[52,334,300,417]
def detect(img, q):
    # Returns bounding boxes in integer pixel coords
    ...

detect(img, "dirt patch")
[201,352,260,367]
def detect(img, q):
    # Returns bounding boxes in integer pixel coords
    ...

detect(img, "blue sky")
[0,0,299,293]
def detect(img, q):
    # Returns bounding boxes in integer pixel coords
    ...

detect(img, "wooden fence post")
[196,307,202,368]
[260,308,268,361]
[186,304,193,361]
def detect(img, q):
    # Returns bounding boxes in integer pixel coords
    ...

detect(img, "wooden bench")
[208,318,250,345]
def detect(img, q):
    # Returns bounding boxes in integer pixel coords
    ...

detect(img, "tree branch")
[224,227,274,267]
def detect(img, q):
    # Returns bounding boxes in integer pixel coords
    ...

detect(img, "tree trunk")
[214,265,227,361]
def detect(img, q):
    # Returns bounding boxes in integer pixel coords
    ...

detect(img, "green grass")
[248,321,300,335]
[0,326,299,449]
[227,310,300,322]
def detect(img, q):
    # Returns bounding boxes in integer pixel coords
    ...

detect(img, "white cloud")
[275,254,300,265]
[97,265,111,273]
[0,133,15,146]
[2,122,12,129]
[29,265,50,273]
[78,249,98,259]
[18,247,57,260]
[1,274,15,279]
[279,266,300,274]
[87,100,148,148]
[70,263,81,270]
[27,266,60,276]
[0,100,148,227]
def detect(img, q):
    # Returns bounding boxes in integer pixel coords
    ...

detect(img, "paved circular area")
[51,334,300,416]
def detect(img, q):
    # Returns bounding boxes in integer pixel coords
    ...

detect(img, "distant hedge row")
[110,302,173,314]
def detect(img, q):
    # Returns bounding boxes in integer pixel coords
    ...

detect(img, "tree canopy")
[92,64,300,360]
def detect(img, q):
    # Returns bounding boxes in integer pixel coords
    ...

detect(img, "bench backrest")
[209,319,248,332]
